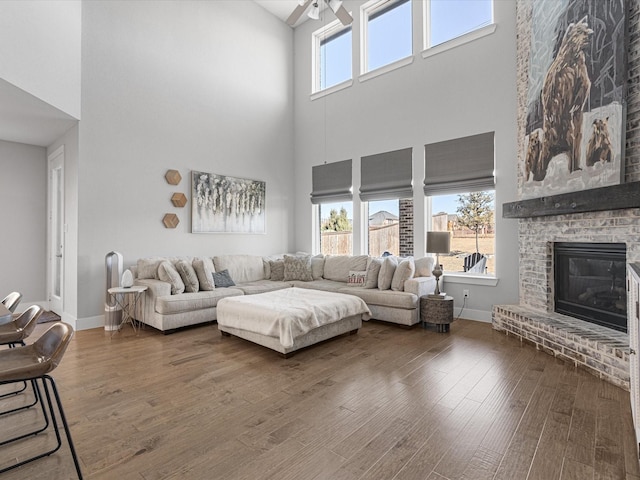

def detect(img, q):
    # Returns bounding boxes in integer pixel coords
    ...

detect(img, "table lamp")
[426,231,451,297]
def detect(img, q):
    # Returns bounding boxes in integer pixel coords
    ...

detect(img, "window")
[430,191,494,274]
[319,201,353,255]
[426,0,493,48]
[367,198,414,257]
[362,0,412,74]
[313,21,352,93]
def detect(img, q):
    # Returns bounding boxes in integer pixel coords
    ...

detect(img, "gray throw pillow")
[269,260,285,281]
[212,269,236,288]
[157,261,185,295]
[176,259,199,293]
[378,256,398,290]
[283,254,313,282]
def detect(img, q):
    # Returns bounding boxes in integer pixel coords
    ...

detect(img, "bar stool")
[0,322,83,479]
[1,292,22,314]
[0,305,44,410]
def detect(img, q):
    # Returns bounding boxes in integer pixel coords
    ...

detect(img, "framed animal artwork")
[518,0,626,199]
[191,171,266,234]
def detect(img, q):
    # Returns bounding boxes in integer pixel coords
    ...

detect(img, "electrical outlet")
[463,289,470,298]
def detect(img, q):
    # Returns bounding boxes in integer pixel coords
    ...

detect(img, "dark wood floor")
[1,318,639,479]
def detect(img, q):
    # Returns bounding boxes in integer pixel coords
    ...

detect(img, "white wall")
[292,0,520,319]
[77,1,294,325]
[0,1,81,118]
[0,140,47,305]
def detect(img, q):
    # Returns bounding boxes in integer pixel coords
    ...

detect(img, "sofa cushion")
[193,257,216,291]
[176,259,199,293]
[213,255,265,283]
[323,255,369,282]
[347,270,366,287]
[391,257,415,292]
[378,256,398,290]
[157,261,185,294]
[137,257,164,279]
[155,289,244,315]
[415,257,434,277]
[269,260,285,281]
[311,254,325,280]
[284,254,313,282]
[365,258,383,289]
[289,279,346,292]
[338,287,418,309]
[212,269,236,288]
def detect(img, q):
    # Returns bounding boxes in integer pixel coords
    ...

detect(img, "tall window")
[431,191,494,274]
[426,0,493,48]
[319,201,353,255]
[313,21,352,92]
[362,0,412,73]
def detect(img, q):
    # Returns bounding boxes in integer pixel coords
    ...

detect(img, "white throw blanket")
[217,287,371,348]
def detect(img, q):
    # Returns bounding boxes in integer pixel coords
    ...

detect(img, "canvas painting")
[191,171,266,234]
[521,0,626,199]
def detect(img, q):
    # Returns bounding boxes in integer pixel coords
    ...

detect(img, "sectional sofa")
[130,253,437,333]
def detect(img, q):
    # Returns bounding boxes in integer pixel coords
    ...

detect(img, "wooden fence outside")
[321,223,399,256]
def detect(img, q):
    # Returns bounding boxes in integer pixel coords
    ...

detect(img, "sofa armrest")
[404,276,436,297]
[135,278,171,298]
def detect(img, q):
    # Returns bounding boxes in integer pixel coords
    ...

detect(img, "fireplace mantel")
[502,181,640,219]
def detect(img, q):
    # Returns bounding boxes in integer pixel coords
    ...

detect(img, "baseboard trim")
[455,307,491,323]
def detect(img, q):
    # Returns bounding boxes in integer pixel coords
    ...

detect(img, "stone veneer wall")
[399,198,414,257]
[492,0,640,390]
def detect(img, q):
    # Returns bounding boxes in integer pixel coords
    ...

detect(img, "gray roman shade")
[424,132,495,195]
[310,159,353,204]
[359,147,413,201]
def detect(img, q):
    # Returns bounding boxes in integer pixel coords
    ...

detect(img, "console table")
[420,295,454,332]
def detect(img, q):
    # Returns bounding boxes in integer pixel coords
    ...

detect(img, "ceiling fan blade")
[286,0,313,26]
[333,5,353,26]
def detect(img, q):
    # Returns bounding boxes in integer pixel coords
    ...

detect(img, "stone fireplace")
[492,0,640,391]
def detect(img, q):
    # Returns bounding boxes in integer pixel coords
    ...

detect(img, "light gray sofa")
[130,253,437,333]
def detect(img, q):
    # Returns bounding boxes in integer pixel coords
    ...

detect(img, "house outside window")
[367,198,414,257]
[361,0,412,74]
[313,20,352,92]
[426,0,493,49]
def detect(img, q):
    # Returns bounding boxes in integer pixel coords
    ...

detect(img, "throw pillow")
[364,257,383,289]
[212,269,236,288]
[269,259,285,281]
[157,261,185,295]
[414,257,435,277]
[391,257,415,291]
[176,259,199,293]
[311,254,325,280]
[137,257,163,279]
[347,270,367,287]
[377,256,398,290]
[193,257,216,291]
[283,254,313,282]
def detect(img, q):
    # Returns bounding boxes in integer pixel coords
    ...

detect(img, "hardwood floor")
[1,319,639,479]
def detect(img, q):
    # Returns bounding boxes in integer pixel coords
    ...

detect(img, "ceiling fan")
[287,0,353,27]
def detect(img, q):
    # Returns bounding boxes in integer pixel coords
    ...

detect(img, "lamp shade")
[426,231,451,254]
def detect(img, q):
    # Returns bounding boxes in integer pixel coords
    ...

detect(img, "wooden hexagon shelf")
[165,169,182,185]
[163,213,179,229]
[171,192,187,207]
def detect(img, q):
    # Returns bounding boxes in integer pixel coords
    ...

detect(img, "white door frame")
[48,145,65,315]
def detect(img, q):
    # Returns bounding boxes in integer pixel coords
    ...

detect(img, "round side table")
[420,295,454,332]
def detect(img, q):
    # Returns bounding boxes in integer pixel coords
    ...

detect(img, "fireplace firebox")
[554,242,627,332]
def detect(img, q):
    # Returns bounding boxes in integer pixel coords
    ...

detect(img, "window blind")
[310,159,353,204]
[359,147,413,201]
[423,132,495,195]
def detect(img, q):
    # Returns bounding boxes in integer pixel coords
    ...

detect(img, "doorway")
[48,146,64,315]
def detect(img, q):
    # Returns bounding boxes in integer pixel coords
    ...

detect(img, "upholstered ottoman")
[217,287,371,357]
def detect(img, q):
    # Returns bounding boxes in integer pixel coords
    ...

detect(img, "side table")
[107,285,147,335]
[420,295,454,332]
